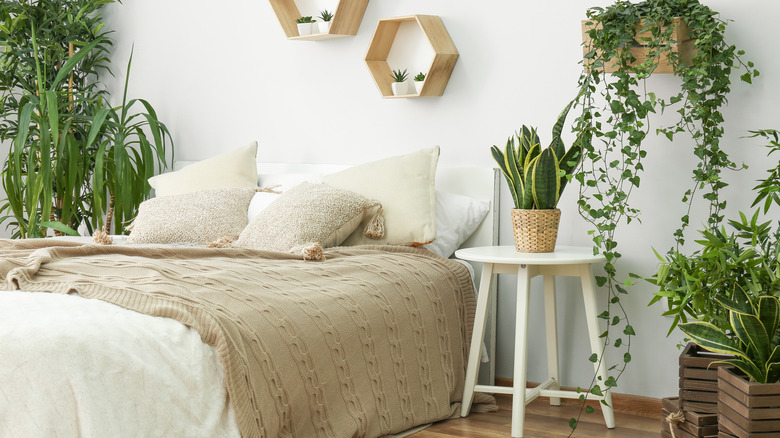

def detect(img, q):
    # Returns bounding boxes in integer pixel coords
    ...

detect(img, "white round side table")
[455,245,616,437]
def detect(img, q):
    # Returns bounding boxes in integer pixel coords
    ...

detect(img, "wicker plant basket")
[511,208,561,253]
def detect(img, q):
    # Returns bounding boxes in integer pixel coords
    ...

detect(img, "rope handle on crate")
[665,411,685,438]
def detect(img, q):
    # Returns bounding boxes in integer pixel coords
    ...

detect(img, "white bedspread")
[0,290,240,438]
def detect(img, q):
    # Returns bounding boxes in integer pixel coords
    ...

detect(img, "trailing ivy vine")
[569,0,757,433]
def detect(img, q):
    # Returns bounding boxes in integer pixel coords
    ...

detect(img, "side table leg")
[543,274,560,406]
[511,264,532,437]
[461,262,494,417]
[579,263,616,429]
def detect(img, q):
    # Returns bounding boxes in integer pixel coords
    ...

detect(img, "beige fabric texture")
[236,182,380,253]
[0,239,496,438]
[127,188,255,244]
[323,146,439,246]
[148,141,259,197]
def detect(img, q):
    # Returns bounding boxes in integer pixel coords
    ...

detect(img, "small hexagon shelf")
[365,15,459,98]
[269,0,370,41]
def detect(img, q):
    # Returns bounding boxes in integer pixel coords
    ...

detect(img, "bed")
[0,153,499,438]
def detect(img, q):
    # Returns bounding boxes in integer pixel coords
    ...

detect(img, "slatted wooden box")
[718,367,780,438]
[681,343,730,414]
[661,397,718,438]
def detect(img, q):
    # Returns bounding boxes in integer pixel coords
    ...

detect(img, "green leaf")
[679,321,745,358]
[589,353,598,363]
[39,221,79,236]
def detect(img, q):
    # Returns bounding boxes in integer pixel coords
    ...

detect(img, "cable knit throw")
[0,239,495,437]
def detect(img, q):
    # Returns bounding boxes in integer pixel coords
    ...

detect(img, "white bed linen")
[0,290,240,438]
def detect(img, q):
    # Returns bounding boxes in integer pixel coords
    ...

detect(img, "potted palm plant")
[295,16,316,36]
[318,9,333,33]
[490,98,585,252]
[390,68,408,96]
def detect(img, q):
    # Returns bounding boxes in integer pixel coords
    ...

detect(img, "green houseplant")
[565,0,758,430]
[413,72,426,94]
[295,15,316,36]
[318,9,333,33]
[0,0,171,238]
[390,68,408,96]
[491,98,584,252]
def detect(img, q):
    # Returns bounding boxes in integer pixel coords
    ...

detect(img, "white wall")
[102,0,780,398]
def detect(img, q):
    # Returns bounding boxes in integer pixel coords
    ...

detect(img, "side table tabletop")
[455,245,615,437]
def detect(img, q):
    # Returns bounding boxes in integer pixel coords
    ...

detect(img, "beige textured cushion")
[127,188,256,244]
[323,146,439,246]
[148,142,259,197]
[235,182,380,253]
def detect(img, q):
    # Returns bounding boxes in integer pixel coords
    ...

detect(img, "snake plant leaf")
[718,358,765,384]
[504,139,525,209]
[532,148,561,209]
[715,285,753,314]
[730,310,771,365]
[758,296,780,339]
[678,321,746,358]
[558,133,585,195]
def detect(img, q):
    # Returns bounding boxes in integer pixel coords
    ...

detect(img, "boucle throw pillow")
[148,141,259,197]
[126,188,256,244]
[235,182,382,254]
[323,146,439,246]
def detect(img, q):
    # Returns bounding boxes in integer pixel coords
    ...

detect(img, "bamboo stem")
[105,193,115,234]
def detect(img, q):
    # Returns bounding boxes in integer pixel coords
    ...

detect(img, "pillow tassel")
[363,206,385,240]
[301,242,325,261]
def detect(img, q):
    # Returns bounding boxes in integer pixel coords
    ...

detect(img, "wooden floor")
[412,394,661,437]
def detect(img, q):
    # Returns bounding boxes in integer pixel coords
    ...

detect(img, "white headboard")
[173,161,500,251]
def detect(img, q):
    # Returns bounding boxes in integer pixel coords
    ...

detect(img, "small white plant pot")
[391,81,407,96]
[414,80,425,94]
[296,22,314,36]
[318,21,331,33]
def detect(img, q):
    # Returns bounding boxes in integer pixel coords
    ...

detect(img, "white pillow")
[149,141,259,197]
[323,146,439,246]
[423,191,490,258]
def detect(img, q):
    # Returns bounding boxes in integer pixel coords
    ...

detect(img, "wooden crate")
[581,17,695,74]
[680,343,731,414]
[661,397,718,438]
[718,367,780,437]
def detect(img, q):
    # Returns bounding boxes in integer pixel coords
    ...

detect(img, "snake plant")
[680,287,780,384]
[491,98,585,210]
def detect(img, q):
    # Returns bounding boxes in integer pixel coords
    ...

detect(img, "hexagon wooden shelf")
[269,0,370,41]
[365,15,459,98]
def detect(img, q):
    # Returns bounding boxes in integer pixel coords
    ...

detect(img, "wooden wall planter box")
[581,17,694,74]
[681,342,731,414]
[660,397,718,438]
[718,367,780,437]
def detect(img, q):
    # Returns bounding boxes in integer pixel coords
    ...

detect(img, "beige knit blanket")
[0,239,495,437]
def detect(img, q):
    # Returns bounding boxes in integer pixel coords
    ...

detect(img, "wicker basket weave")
[511,209,561,253]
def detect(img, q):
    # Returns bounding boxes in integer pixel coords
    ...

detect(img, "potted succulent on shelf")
[295,16,316,36]
[390,68,408,96]
[413,72,426,94]
[318,9,333,33]
[490,99,584,252]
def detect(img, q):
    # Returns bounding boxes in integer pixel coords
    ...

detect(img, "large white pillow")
[149,141,259,197]
[323,146,439,246]
[247,172,324,223]
[423,191,490,258]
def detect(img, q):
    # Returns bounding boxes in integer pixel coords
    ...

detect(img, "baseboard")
[494,377,661,418]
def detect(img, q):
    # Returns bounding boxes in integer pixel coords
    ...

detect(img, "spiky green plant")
[295,16,315,23]
[318,9,333,22]
[390,69,408,83]
[680,287,780,384]
[490,98,585,210]
[414,72,426,82]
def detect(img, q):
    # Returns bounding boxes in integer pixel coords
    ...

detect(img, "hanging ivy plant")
[568,0,758,433]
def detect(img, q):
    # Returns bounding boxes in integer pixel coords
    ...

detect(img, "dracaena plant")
[491,97,584,210]
[0,0,171,238]
[680,288,780,384]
